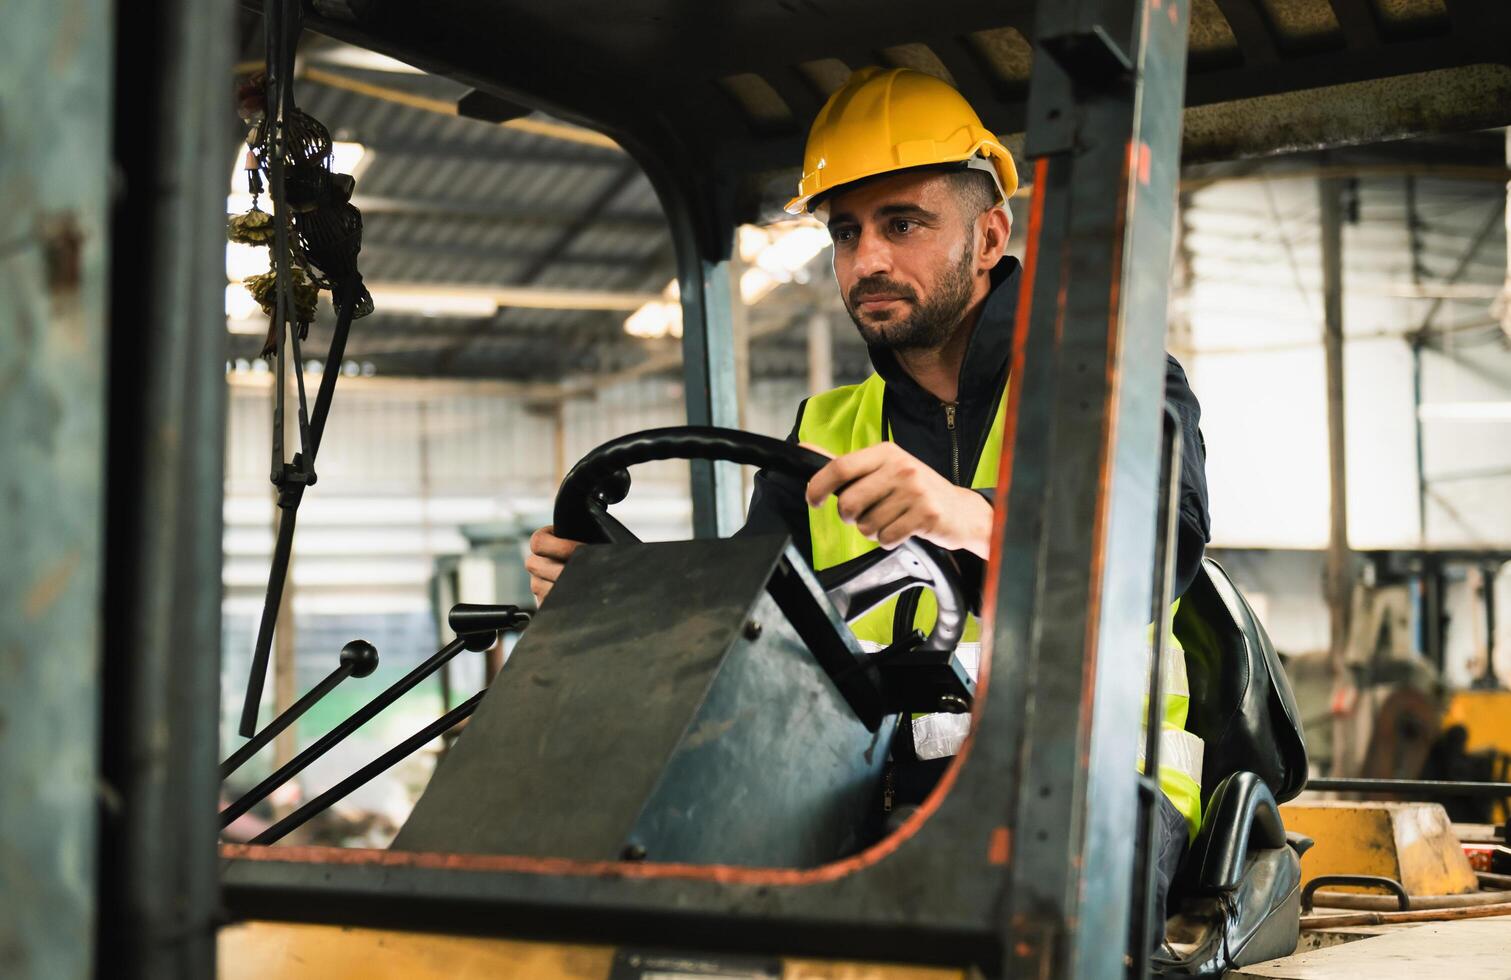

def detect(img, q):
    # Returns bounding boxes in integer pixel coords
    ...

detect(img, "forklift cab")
[211,1,1511,978]
[392,428,978,867]
[383,426,1310,973]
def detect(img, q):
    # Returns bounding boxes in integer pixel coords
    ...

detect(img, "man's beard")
[844,246,975,352]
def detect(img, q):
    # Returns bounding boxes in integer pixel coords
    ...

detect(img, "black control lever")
[222,604,531,830]
[448,603,532,651]
[250,691,484,845]
[221,636,470,828]
[220,639,379,780]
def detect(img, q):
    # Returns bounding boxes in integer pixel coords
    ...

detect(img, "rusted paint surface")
[0,1,111,978]
[22,549,81,620]
[41,214,85,296]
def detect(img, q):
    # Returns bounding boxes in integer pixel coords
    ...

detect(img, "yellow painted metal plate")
[218,922,965,980]
[1444,690,1511,755]
[219,922,614,979]
[1281,801,1479,896]
[1444,690,1511,822]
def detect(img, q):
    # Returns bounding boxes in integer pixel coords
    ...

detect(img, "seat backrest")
[1174,558,1309,805]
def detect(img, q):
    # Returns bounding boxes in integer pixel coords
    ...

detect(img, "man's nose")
[850,229,892,280]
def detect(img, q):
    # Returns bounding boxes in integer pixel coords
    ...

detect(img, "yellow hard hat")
[784,67,1019,216]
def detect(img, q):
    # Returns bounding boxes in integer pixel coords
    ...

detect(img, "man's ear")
[976,206,1012,270]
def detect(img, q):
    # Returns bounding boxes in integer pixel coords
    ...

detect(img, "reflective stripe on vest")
[798,373,1204,837]
[799,374,1005,645]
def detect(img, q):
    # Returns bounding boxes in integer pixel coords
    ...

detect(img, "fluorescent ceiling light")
[738,219,830,304]
[227,140,370,198]
[1418,402,1511,421]
[624,279,682,339]
[330,140,369,179]
[309,45,426,75]
[226,242,270,282]
[226,319,268,337]
[227,280,652,328]
[625,300,682,339]
[624,219,831,338]
[225,283,262,321]
[369,285,498,318]
[365,283,655,317]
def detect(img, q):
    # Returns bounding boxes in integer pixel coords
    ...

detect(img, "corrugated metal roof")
[240,54,690,380]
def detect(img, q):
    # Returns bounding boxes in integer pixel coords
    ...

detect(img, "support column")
[674,222,743,536]
[1320,177,1354,775]
[1501,127,1511,342]
[990,1,1191,975]
[0,3,114,977]
[730,245,753,509]
[634,145,743,537]
[96,0,234,975]
[807,311,834,394]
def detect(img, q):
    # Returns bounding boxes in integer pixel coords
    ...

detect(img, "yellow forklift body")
[1443,690,1511,821]
[1280,801,1479,897]
[218,921,965,980]
[1444,690,1511,757]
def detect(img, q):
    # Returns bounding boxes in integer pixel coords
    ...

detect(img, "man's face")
[825,170,987,352]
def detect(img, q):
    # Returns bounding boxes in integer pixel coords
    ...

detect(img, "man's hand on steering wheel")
[803,442,994,561]
[526,525,582,606]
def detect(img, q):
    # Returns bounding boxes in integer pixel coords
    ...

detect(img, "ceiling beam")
[356,135,624,167]
[516,164,645,285]
[238,193,666,233]
[430,163,648,374]
[364,281,660,313]
[358,240,666,270]
[298,66,622,151]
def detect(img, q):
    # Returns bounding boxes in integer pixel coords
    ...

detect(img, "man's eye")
[832,228,856,244]
[892,219,913,234]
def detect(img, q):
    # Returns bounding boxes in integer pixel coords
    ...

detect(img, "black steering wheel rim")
[552,425,966,655]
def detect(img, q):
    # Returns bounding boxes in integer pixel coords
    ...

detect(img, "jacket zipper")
[944,402,960,485]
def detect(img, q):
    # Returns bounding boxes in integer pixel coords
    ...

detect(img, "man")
[527,67,1210,946]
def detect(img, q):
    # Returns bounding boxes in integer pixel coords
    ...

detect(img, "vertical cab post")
[988,0,1193,975]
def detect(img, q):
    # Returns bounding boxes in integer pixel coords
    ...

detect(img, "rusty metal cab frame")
[211,1,1511,977]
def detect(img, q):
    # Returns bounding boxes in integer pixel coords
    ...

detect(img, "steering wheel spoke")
[818,548,930,620]
[586,498,640,545]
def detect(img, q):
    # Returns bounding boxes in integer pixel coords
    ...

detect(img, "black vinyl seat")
[1155,558,1311,977]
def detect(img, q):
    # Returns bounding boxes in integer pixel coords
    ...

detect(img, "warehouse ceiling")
[225,3,1511,385]
[295,0,1511,206]
[225,33,870,384]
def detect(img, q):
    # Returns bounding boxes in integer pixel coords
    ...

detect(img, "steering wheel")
[552,426,967,656]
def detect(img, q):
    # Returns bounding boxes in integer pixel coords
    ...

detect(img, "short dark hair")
[945,168,999,224]
[811,163,1001,219]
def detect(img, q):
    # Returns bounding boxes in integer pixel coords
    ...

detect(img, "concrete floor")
[1235,916,1511,979]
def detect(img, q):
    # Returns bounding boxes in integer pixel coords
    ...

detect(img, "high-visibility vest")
[797,372,1204,837]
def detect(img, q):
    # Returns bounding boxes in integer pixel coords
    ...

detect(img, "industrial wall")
[1186,174,1511,550]
[216,169,1510,837]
